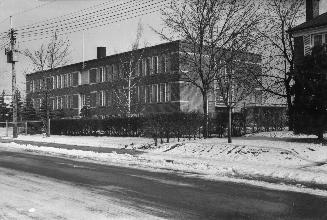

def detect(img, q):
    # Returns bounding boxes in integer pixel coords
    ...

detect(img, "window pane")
[314,35,322,46]
[90,69,97,83]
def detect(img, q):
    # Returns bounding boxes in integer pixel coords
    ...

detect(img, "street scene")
[1,0,327,219]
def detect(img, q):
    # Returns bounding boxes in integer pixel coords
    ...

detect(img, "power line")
[18,0,167,41]
[20,6,162,43]
[0,0,58,26]
[18,0,118,30]
[18,0,139,35]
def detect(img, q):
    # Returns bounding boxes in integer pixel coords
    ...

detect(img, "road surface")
[0,149,327,219]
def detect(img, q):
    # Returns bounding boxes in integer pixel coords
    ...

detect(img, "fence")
[0,121,45,137]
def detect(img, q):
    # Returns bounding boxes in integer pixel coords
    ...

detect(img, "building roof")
[290,12,327,33]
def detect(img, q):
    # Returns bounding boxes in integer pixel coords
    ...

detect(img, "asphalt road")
[0,150,327,220]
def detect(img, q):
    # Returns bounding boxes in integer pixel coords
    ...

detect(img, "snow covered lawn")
[1,130,327,194]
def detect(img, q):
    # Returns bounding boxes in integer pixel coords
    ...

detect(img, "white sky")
[0,0,165,95]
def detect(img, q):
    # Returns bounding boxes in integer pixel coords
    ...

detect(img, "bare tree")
[256,0,304,130]
[23,32,71,71]
[113,21,147,116]
[157,0,261,138]
[23,32,71,136]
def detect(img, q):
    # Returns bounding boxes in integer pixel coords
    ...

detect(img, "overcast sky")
[0,0,164,95]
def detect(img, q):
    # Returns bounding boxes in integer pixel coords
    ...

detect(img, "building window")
[138,60,143,76]
[159,83,165,103]
[151,84,158,103]
[166,83,171,102]
[81,70,89,85]
[57,75,61,89]
[152,56,158,74]
[72,94,79,109]
[89,68,97,84]
[67,73,71,87]
[97,67,104,83]
[162,55,168,73]
[72,72,79,86]
[90,92,97,108]
[146,57,151,76]
[313,34,323,46]
[106,65,112,82]
[81,94,86,107]
[64,74,68,88]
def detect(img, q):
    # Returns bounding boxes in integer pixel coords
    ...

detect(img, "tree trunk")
[228,105,232,143]
[285,83,293,131]
[202,92,208,138]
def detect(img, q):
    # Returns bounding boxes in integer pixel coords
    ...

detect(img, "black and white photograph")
[0,0,327,219]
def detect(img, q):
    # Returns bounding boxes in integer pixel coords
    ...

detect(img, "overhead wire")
[19,0,166,40]
[19,4,163,43]
[18,0,141,35]
[17,0,118,30]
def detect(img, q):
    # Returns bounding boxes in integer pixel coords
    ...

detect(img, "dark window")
[89,69,97,83]
[72,72,79,86]
[146,58,151,76]
[72,95,79,109]
[138,60,143,76]
[314,34,322,46]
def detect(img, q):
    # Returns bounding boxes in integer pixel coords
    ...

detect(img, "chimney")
[306,0,320,21]
[97,47,106,59]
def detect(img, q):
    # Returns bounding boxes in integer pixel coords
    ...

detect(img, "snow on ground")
[1,130,327,195]
[0,127,152,149]
[0,167,165,220]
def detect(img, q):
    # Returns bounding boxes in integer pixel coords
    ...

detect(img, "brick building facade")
[26,40,262,118]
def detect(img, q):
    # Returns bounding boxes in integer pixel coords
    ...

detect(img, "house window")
[152,56,158,74]
[89,69,97,84]
[313,34,323,46]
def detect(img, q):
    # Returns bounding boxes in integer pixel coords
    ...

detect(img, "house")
[290,0,327,65]
[25,40,262,118]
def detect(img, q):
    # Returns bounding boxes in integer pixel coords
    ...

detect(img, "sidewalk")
[0,138,144,155]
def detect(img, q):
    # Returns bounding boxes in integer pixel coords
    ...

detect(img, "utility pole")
[5,16,18,138]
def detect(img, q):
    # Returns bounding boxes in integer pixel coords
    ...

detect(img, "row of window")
[32,95,79,111]
[31,82,180,111]
[28,55,171,93]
